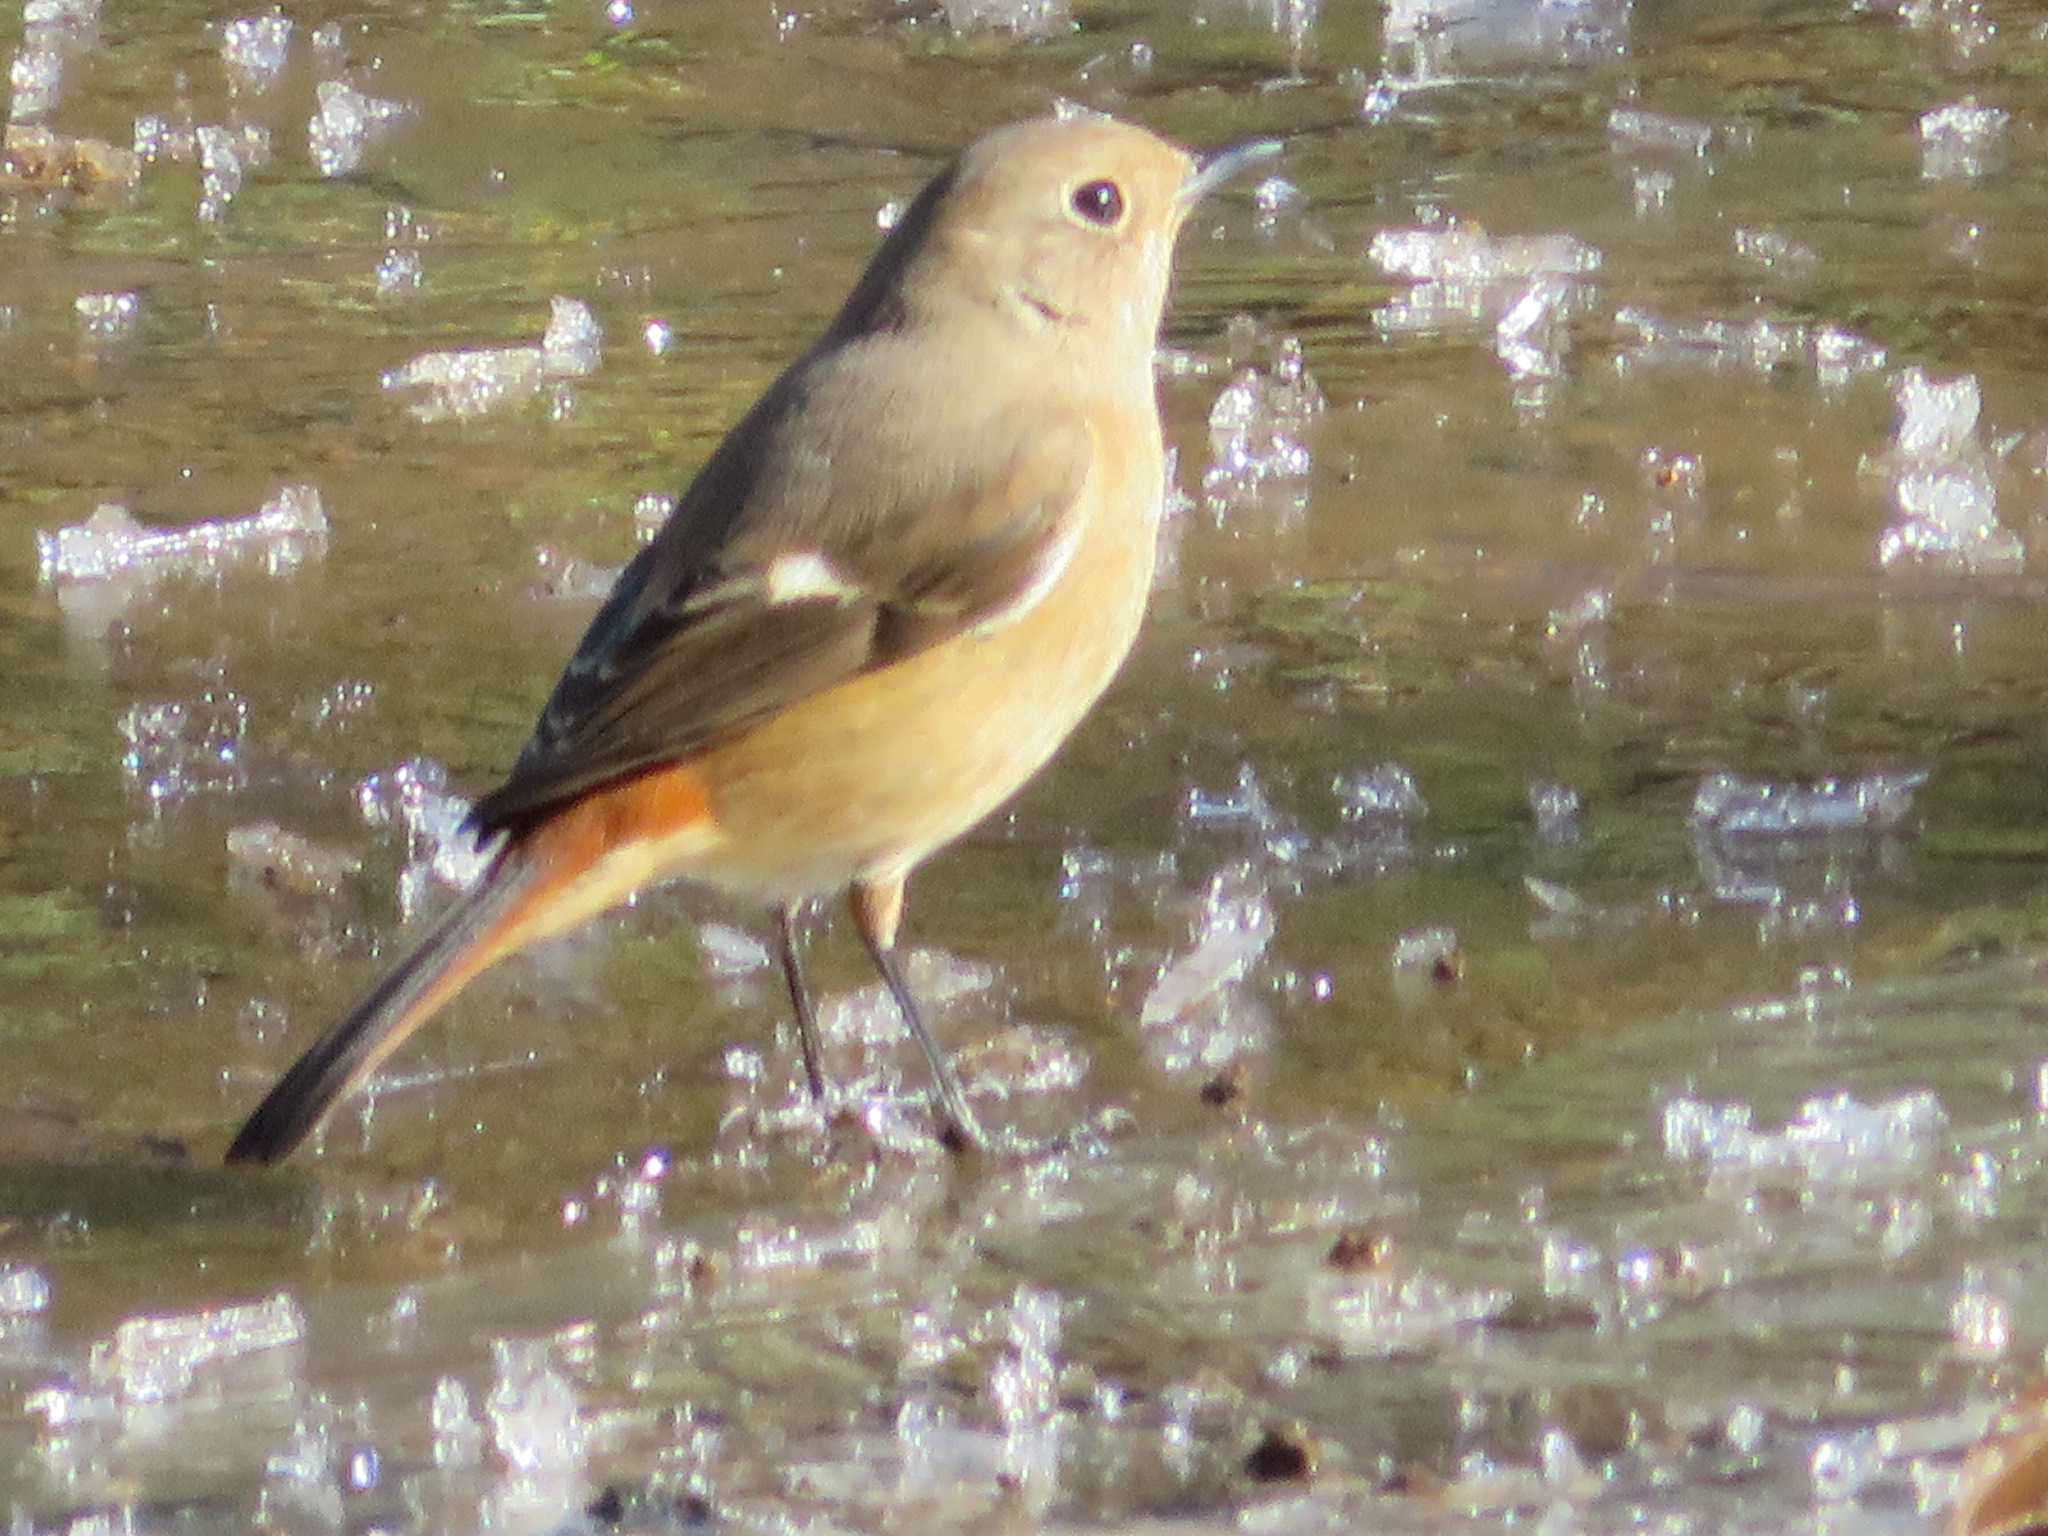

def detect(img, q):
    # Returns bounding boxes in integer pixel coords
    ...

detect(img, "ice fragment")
[376,245,423,295]
[1203,334,1323,508]
[308,79,409,178]
[222,14,291,93]
[357,757,490,913]
[7,47,62,122]
[74,290,138,342]
[119,691,250,804]
[1371,226,1599,379]
[992,1288,1061,1504]
[1381,0,1628,88]
[633,491,676,542]
[487,1338,585,1477]
[1663,1090,1947,1182]
[1920,99,2007,181]
[90,1293,303,1401]
[0,1266,50,1314]
[1876,368,2021,572]
[1141,873,1275,1028]
[197,121,269,221]
[431,1375,484,1468]
[37,487,327,639]
[941,0,1068,36]
[1689,770,1926,837]
[383,296,601,422]
[1607,107,1713,158]
[1334,762,1427,822]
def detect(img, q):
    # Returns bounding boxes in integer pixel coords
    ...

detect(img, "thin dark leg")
[776,904,828,1102]
[851,877,987,1154]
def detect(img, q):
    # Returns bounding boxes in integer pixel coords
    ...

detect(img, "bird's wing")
[467,337,1096,834]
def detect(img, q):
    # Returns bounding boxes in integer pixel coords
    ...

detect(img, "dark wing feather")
[468,332,1094,836]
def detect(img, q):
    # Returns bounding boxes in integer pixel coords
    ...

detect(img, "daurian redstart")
[225,114,1281,1163]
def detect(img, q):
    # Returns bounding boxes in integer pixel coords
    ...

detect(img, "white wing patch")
[764,550,864,605]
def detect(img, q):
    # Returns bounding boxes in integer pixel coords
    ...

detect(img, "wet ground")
[5,0,2048,1528]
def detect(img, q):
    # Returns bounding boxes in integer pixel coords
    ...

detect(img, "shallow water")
[4,0,2048,1529]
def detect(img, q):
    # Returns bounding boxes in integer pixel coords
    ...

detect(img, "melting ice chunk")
[1389,925,1459,1005]
[376,245,423,295]
[24,0,101,39]
[1381,0,1628,86]
[8,46,63,122]
[38,488,327,636]
[1334,762,1427,823]
[1253,173,1301,222]
[1372,226,1599,284]
[1528,781,1581,845]
[227,822,364,901]
[991,1287,1061,1501]
[1732,226,1818,276]
[1141,872,1275,1029]
[197,121,268,221]
[119,690,250,803]
[633,491,677,542]
[431,1376,485,1469]
[540,293,602,375]
[1371,226,1599,379]
[1920,99,2007,181]
[941,0,1068,36]
[7,0,101,123]
[1663,1090,1948,1182]
[1894,367,1978,459]
[384,345,545,419]
[697,921,771,977]
[357,757,490,914]
[74,289,139,342]
[486,1338,586,1478]
[1494,273,1574,379]
[1876,367,2021,573]
[1203,334,1324,508]
[89,1293,304,1402]
[1138,869,1275,1080]
[529,545,621,601]
[3,123,140,192]
[1616,309,1887,385]
[222,13,291,93]
[0,1266,51,1315]
[383,296,602,422]
[1607,106,1714,158]
[308,79,410,178]
[1309,1266,1511,1358]
[1689,771,1926,838]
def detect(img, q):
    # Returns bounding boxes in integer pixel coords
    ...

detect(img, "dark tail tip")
[221,853,530,1169]
[223,1103,301,1166]
[224,1042,350,1165]
[222,981,424,1168]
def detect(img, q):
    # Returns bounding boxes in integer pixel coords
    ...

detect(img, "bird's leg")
[849,875,987,1154]
[776,903,829,1103]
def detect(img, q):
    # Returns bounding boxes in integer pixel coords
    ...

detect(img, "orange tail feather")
[226,847,550,1164]
[224,764,718,1165]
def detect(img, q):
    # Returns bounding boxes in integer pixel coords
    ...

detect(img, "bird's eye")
[1070,178,1125,226]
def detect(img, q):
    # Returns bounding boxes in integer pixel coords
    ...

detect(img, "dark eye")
[1070,178,1125,226]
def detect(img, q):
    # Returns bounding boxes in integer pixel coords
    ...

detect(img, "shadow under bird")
[224,113,1282,1165]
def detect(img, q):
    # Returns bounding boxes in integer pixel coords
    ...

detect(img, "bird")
[224,113,1282,1165]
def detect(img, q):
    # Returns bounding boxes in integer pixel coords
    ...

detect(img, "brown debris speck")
[1244,1423,1318,1483]
[1326,1226,1394,1273]
[1199,1064,1246,1106]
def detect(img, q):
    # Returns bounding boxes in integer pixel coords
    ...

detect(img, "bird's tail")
[224,848,545,1165]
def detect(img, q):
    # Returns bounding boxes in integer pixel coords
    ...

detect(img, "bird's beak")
[1179,137,1285,206]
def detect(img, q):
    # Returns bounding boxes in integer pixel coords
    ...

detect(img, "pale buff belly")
[676,463,1163,903]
